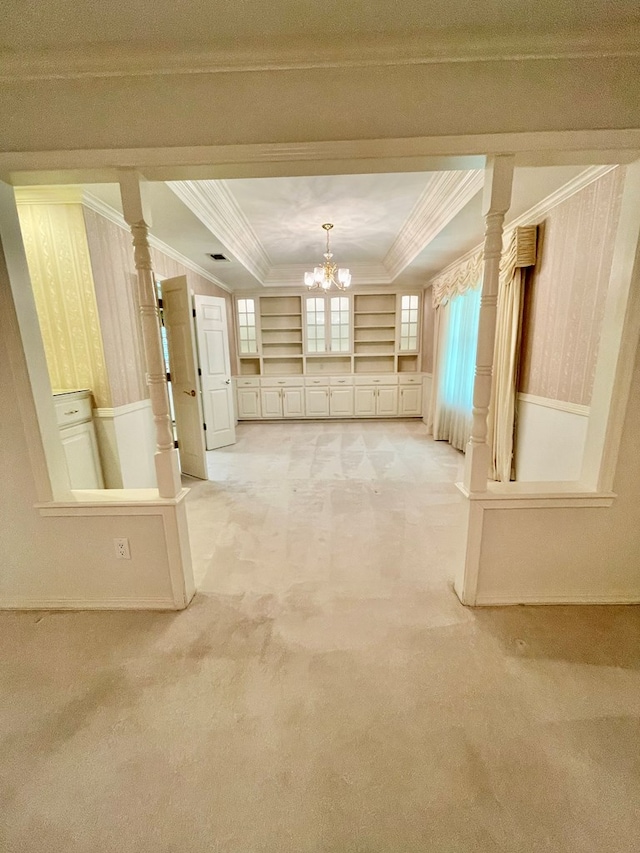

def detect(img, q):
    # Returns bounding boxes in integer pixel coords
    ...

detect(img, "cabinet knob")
[64,409,79,415]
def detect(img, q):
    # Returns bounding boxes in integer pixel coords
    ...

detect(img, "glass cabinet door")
[305,296,326,353]
[305,294,351,353]
[329,296,350,352]
[399,294,420,351]
[237,298,258,354]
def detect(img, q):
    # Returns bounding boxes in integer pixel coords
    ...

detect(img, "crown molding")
[2,26,639,81]
[429,164,618,284]
[167,180,270,283]
[384,170,484,280]
[81,190,231,292]
[14,185,84,205]
[262,262,392,288]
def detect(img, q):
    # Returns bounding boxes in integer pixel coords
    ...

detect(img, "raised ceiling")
[85,164,588,292]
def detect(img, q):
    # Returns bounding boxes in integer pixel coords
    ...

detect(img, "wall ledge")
[36,487,190,515]
[456,481,616,508]
[473,593,640,606]
[0,597,181,611]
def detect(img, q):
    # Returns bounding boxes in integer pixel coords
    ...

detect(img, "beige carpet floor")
[1,422,639,852]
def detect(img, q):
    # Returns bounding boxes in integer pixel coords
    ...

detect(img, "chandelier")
[304,223,351,291]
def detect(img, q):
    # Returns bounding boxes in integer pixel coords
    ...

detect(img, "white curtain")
[433,286,481,451]
[487,227,535,481]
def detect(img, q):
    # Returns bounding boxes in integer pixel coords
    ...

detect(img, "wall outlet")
[114,538,131,559]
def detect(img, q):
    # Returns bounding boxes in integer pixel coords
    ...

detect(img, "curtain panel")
[428,226,536,466]
[432,287,482,451]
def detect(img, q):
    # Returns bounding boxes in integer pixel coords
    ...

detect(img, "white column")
[119,170,181,499]
[463,155,514,493]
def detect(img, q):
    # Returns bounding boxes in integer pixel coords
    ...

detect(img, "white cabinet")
[329,387,354,417]
[236,387,261,419]
[354,385,398,417]
[283,387,304,417]
[261,388,284,418]
[53,389,103,489]
[354,387,377,417]
[259,386,304,418]
[305,387,330,417]
[399,385,422,416]
[377,386,399,416]
[236,373,420,421]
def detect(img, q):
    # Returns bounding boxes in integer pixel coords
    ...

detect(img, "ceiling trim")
[168,180,270,283]
[384,170,484,279]
[81,190,231,291]
[427,164,618,284]
[2,26,639,81]
[263,263,392,288]
[2,131,639,183]
[14,185,84,205]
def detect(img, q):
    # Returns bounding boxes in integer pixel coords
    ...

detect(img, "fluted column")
[463,155,514,493]
[119,169,181,498]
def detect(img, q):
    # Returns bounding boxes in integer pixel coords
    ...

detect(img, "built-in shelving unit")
[353,294,397,373]
[234,290,424,421]
[236,290,421,377]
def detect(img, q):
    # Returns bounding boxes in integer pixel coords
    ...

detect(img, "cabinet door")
[237,388,261,419]
[330,387,354,417]
[282,387,305,418]
[399,386,422,416]
[60,422,104,489]
[377,386,398,417]
[260,388,283,418]
[354,387,376,417]
[305,387,330,417]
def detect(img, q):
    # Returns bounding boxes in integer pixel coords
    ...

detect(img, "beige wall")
[16,198,111,407]
[519,168,625,406]
[83,207,237,406]
[83,207,148,407]
[421,290,435,374]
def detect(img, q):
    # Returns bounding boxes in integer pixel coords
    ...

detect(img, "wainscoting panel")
[514,393,589,481]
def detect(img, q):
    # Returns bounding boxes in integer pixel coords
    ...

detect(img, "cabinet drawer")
[305,377,330,387]
[261,377,304,388]
[399,374,422,385]
[54,394,92,428]
[235,377,260,387]
[354,375,398,386]
[330,376,354,386]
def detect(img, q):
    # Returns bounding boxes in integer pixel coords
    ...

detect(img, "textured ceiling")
[3,0,639,49]
[227,173,435,265]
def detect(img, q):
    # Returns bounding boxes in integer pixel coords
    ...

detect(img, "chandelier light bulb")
[304,223,351,291]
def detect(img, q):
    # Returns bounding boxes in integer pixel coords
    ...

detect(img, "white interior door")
[194,295,236,450]
[161,276,207,480]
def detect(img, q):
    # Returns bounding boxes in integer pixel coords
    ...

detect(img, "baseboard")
[474,592,640,606]
[0,597,181,611]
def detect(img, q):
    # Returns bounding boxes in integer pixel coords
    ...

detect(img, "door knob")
[225,379,231,384]
[184,389,196,397]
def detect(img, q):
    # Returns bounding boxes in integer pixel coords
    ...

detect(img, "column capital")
[482,155,515,217]
[118,169,153,229]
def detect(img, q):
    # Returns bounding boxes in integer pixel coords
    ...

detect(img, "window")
[399,294,419,351]
[237,298,257,354]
